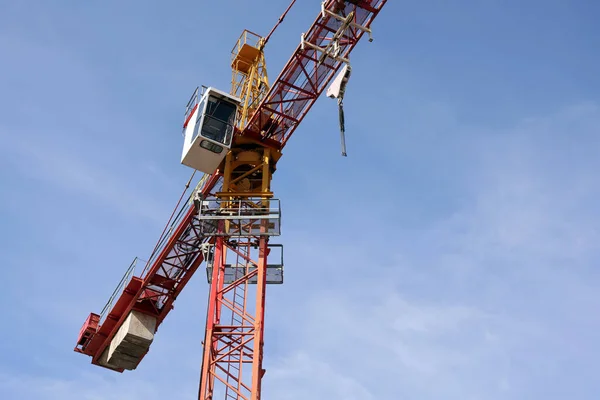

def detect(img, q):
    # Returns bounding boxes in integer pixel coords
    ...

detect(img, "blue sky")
[1,0,600,399]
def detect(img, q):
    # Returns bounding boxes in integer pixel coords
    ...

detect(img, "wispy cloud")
[261,102,600,399]
[266,293,515,399]
[0,131,170,223]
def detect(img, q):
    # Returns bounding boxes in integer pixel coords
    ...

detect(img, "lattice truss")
[244,0,385,144]
[201,238,264,400]
[199,197,282,400]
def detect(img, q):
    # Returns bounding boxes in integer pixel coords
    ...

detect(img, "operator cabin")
[181,87,240,174]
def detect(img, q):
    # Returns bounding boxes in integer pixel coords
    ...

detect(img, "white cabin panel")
[180,87,241,174]
[181,135,228,174]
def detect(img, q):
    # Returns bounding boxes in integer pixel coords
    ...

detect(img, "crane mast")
[73,2,388,399]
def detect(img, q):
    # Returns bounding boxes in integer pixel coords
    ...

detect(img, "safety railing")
[183,87,199,129]
[197,198,281,237]
[99,257,143,326]
[205,243,284,284]
[231,29,262,63]
[183,86,211,133]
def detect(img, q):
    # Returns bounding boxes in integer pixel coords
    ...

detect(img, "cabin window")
[200,96,236,146]
[200,139,224,154]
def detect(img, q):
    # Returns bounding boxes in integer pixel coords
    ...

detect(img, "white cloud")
[264,286,516,399]
[266,351,375,400]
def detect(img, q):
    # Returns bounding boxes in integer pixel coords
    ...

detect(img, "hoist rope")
[142,170,196,275]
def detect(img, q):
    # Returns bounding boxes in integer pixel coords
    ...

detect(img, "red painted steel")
[183,103,199,129]
[243,0,387,146]
[74,173,223,370]
[74,0,388,386]
[198,235,270,400]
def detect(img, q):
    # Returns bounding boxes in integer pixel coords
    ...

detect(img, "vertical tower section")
[231,30,270,131]
[197,145,283,400]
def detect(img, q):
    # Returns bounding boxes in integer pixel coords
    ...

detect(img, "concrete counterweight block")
[105,311,157,370]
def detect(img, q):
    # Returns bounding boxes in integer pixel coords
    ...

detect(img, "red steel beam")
[198,236,269,400]
[76,173,223,370]
[242,0,388,146]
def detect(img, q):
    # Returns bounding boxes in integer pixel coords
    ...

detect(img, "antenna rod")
[262,0,297,48]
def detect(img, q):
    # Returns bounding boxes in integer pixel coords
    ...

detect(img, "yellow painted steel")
[188,173,210,205]
[231,30,270,131]
[220,30,278,230]
[217,148,273,199]
[217,147,275,236]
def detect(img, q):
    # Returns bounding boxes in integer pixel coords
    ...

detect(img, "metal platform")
[204,243,283,284]
[196,197,281,237]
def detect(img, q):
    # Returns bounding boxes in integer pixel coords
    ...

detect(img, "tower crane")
[74,1,388,399]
